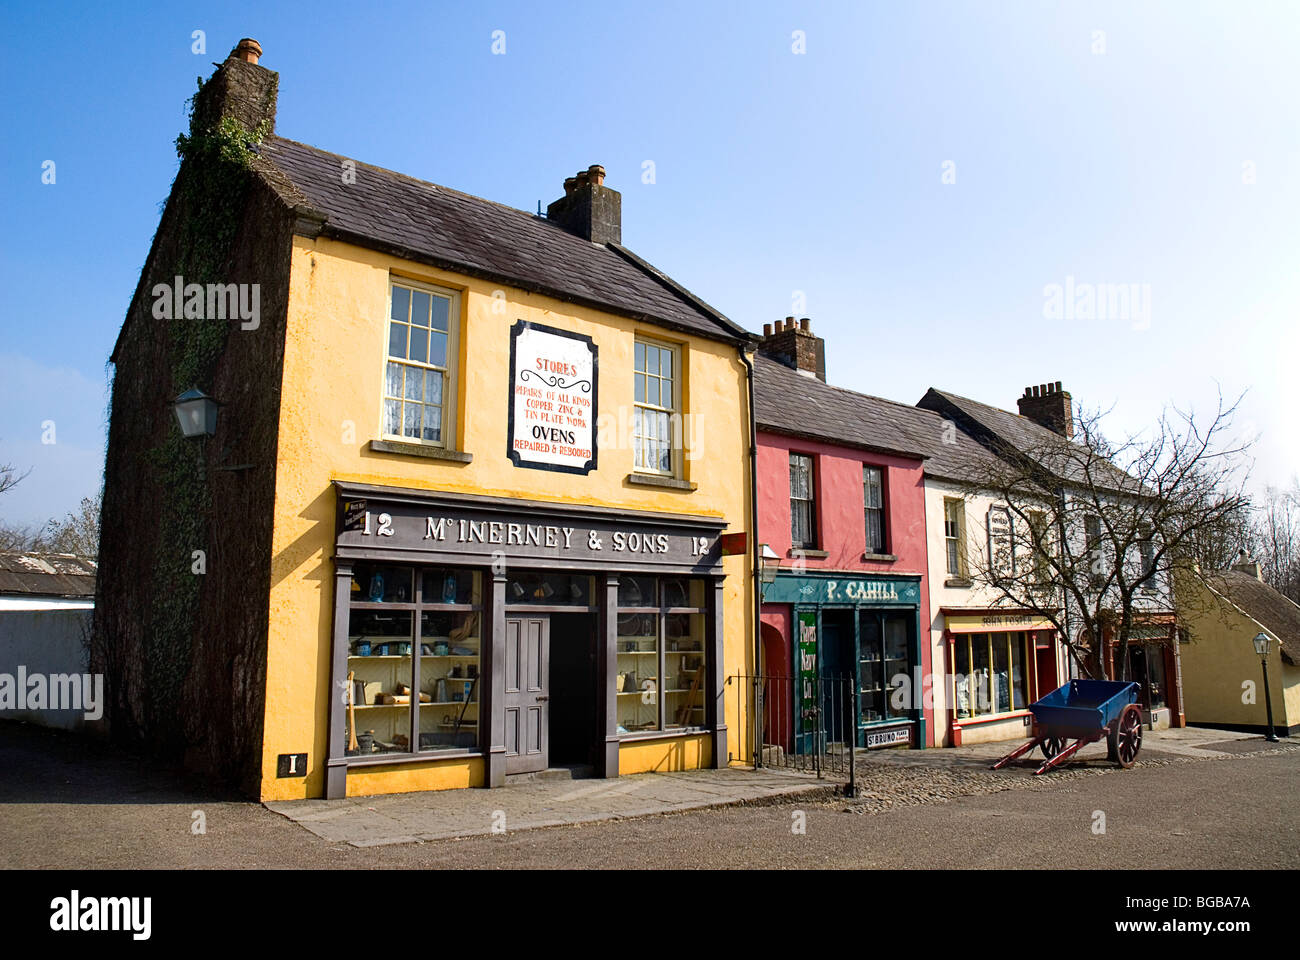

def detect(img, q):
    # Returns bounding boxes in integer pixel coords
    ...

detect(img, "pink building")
[753,321,935,750]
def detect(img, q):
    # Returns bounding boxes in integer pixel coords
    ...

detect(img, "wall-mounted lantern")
[172,388,219,439]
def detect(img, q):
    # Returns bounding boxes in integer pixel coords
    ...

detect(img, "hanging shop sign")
[336,487,725,574]
[507,320,597,475]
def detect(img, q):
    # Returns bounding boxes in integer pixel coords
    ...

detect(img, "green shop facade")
[759,572,931,752]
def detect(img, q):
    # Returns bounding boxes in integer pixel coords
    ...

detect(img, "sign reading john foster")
[508,321,597,474]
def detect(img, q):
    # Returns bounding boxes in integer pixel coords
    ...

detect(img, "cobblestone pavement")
[825,727,1300,816]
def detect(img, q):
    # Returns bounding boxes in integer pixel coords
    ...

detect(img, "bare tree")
[40,493,102,558]
[1251,482,1300,602]
[956,391,1253,681]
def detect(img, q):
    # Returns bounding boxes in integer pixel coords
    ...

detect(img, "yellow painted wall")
[260,235,754,800]
[1177,575,1294,731]
[619,735,711,773]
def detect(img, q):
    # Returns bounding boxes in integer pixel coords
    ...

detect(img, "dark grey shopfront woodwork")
[326,481,732,799]
[504,617,549,774]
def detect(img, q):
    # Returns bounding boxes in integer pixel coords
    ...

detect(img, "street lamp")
[1252,632,1279,743]
[759,543,781,597]
[171,388,219,439]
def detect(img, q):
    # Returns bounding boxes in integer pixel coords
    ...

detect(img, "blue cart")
[991,679,1143,775]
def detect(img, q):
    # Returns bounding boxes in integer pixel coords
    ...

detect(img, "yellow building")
[98,42,756,801]
[1177,558,1299,737]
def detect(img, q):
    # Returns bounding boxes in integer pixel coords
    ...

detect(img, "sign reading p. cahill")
[507,321,598,475]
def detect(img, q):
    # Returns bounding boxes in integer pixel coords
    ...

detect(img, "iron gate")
[728,673,856,792]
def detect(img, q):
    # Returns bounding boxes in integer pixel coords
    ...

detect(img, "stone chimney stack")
[190,38,278,138]
[757,316,825,381]
[546,164,621,244]
[1017,381,1074,438]
[1232,549,1264,581]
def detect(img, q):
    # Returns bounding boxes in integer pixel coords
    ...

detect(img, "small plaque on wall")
[277,753,308,778]
[507,321,598,475]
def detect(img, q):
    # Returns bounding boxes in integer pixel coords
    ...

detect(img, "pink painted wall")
[756,430,935,744]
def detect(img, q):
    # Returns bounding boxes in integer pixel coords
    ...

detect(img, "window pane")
[617,613,658,732]
[385,361,403,398]
[430,295,449,332]
[858,613,883,722]
[347,608,412,756]
[390,286,410,323]
[647,376,660,406]
[425,368,442,405]
[993,635,1011,713]
[403,366,421,400]
[388,322,408,358]
[420,568,479,605]
[972,635,990,716]
[618,575,656,606]
[635,341,645,372]
[383,398,401,436]
[1011,635,1026,710]
[422,405,441,442]
[645,345,659,376]
[660,349,672,381]
[403,401,421,438]
[954,639,971,718]
[409,326,428,364]
[411,290,431,327]
[665,613,705,728]
[418,602,482,753]
[428,331,447,369]
[634,373,645,404]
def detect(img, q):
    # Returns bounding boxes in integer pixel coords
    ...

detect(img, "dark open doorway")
[820,609,855,745]
[548,612,598,767]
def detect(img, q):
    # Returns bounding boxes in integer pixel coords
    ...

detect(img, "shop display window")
[345,564,482,757]
[953,632,1030,719]
[616,576,707,734]
[857,612,913,724]
[506,572,594,606]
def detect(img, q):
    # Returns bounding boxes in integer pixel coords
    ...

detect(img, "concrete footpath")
[266,727,1294,847]
[266,767,837,847]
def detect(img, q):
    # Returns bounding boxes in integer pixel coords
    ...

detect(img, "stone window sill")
[368,439,473,463]
[626,473,697,492]
[863,553,898,563]
[790,548,829,560]
[944,577,973,588]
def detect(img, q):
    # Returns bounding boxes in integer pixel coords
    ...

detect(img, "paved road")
[1,722,1296,869]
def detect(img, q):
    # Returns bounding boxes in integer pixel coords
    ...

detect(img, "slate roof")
[256,137,749,344]
[753,355,1006,481]
[917,388,1138,492]
[0,553,97,599]
[1207,569,1300,665]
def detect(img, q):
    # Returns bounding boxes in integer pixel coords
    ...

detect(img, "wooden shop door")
[504,616,550,774]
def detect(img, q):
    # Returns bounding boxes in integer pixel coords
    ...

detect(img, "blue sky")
[2,0,1296,527]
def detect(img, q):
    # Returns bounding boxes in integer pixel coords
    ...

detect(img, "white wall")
[0,607,96,731]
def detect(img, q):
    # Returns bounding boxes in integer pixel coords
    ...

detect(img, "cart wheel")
[1108,704,1143,769]
[1039,736,1066,760]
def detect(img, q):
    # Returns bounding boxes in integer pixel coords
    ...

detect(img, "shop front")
[1098,614,1183,729]
[760,572,926,752]
[326,481,728,798]
[941,608,1063,746]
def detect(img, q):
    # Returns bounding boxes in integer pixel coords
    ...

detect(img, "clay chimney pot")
[232,38,262,64]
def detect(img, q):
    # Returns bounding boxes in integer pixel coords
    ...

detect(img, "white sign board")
[866,726,912,749]
[508,321,598,475]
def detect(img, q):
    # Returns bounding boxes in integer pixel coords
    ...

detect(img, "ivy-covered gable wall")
[93,51,292,795]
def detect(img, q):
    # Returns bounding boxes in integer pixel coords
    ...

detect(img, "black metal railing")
[727,673,856,792]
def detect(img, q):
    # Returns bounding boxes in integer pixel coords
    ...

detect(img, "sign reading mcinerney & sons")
[507,321,597,475]
[335,482,725,574]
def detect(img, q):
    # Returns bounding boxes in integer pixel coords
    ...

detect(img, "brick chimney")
[757,316,825,381]
[1232,549,1263,580]
[189,38,278,139]
[546,164,621,244]
[1017,381,1073,438]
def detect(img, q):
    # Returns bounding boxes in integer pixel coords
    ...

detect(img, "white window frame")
[863,465,886,554]
[632,337,682,477]
[380,278,460,449]
[943,497,966,577]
